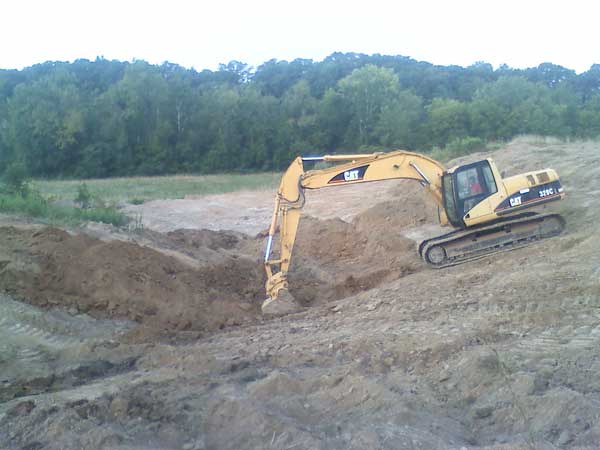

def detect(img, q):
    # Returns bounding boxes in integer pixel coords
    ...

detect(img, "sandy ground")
[1,137,600,449]
[123,179,414,235]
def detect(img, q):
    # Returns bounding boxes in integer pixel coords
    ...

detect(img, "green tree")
[282,80,320,153]
[336,65,403,147]
[469,77,539,140]
[4,68,87,177]
[426,98,470,147]
[375,89,423,149]
[0,54,597,178]
[577,94,600,137]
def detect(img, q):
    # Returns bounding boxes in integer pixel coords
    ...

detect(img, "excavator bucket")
[261,289,302,316]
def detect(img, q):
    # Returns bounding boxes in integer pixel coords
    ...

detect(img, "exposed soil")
[1,137,600,449]
[123,178,418,235]
[0,227,265,338]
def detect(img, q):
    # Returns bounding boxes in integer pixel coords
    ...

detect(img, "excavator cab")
[442,160,498,228]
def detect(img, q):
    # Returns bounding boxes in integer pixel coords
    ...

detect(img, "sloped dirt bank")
[0,227,265,335]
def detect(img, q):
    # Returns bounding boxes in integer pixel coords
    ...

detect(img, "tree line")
[1,54,599,178]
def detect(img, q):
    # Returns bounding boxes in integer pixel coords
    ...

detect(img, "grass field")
[0,191,129,226]
[33,172,281,204]
[0,172,280,227]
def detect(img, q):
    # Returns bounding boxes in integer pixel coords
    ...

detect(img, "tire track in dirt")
[0,293,139,408]
[0,294,132,350]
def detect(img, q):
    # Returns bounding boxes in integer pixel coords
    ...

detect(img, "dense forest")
[1,53,599,178]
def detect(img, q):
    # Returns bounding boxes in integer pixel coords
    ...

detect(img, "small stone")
[474,406,494,419]
[8,400,35,416]
[438,372,450,382]
[557,430,572,446]
[366,301,380,311]
[110,397,129,418]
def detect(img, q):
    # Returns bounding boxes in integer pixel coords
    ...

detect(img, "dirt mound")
[288,192,429,305]
[354,180,439,232]
[0,227,265,337]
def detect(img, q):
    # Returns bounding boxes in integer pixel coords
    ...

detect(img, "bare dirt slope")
[1,137,600,449]
[0,227,268,338]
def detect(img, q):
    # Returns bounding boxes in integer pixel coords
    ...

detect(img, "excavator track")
[419,213,566,268]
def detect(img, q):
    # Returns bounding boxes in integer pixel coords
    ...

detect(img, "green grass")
[0,172,280,227]
[33,173,281,204]
[0,192,128,226]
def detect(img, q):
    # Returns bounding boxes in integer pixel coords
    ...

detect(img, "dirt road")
[1,137,600,449]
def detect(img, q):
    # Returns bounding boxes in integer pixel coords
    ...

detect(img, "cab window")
[456,162,497,200]
[442,174,460,226]
[454,161,498,216]
[457,167,483,200]
[482,164,497,194]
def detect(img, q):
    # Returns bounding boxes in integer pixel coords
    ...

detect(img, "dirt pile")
[288,186,434,305]
[0,227,265,335]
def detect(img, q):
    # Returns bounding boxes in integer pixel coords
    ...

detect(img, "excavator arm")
[262,150,447,313]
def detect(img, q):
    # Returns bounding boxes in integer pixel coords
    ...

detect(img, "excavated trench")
[0,189,433,337]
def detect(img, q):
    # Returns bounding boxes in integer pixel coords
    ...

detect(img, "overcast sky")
[2,0,598,73]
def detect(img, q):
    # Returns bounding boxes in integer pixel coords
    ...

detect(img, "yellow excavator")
[262,150,566,314]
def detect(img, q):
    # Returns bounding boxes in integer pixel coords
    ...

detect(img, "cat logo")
[509,196,522,207]
[344,170,360,181]
[327,164,369,184]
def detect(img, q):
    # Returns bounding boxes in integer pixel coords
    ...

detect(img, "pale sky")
[2,0,598,73]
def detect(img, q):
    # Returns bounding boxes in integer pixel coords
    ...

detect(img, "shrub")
[75,183,92,208]
[75,207,129,227]
[0,190,129,227]
[2,162,30,197]
[0,190,48,216]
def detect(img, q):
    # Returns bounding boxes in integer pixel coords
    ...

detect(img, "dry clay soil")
[1,137,600,450]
